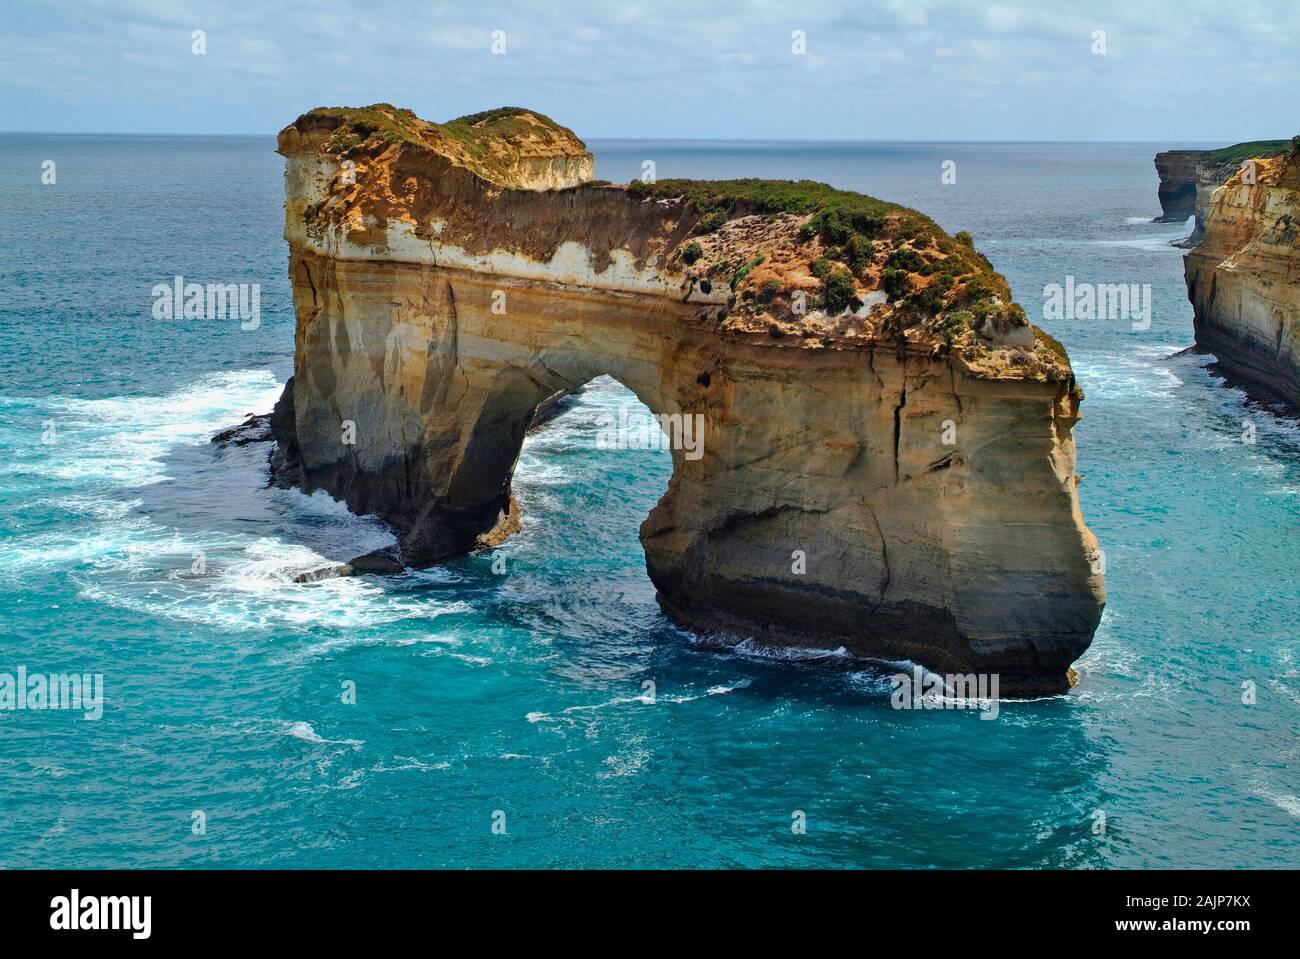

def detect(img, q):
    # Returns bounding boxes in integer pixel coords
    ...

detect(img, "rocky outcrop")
[271,103,1105,695]
[1155,141,1290,246]
[1154,150,1203,224]
[1185,148,1300,407]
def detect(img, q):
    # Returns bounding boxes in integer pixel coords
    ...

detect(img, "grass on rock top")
[447,106,582,143]
[628,176,937,236]
[1201,139,1293,167]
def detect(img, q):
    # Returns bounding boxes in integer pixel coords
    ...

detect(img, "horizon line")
[0,129,1240,147]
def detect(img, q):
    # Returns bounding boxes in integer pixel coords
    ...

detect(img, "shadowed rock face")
[272,103,1106,695]
[1154,150,1203,223]
[1185,149,1300,407]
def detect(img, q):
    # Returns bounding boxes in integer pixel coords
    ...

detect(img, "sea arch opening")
[512,374,677,595]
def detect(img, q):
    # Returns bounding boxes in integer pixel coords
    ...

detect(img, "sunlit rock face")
[272,104,1105,695]
[1185,149,1300,407]
[1155,141,1291,247]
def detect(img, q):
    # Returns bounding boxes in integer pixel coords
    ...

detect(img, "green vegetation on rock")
[627,177,943,243]
[292,104,589,184]
[731,255,765,290]
[1201,139,1291,167]
[882,268,912,301]
[821,266,857,313]
[446,106,580,140]
[628,175,1019,329]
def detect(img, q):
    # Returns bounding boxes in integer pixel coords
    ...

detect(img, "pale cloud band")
[1,0,1295,140]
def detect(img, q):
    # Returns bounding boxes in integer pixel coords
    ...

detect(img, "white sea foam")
[525,679,750,724]
[4,369,283,488]
[1247,780,1300,819]
[372,756,451,773]
[0,369,480,640]
[1070,345,1188,403]
[728,638,850,661]
[282,720,363,747]
[1090,234,1188,252]
[599,747,650,778]
[49,508,437,634]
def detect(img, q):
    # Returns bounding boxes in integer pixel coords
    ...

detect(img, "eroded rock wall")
[1185,152,1300,406]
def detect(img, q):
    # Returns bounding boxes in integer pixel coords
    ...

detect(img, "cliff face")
[1185,150,1300,406]
[1154,141,1290,246]
[1153,150,1203,223]
[272,103,1105,695]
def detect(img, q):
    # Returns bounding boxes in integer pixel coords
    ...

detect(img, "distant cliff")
[1185,144,1300,407]
[1154,140,1290,246]
[270,103,1105,695]
[1153,150,1203,223]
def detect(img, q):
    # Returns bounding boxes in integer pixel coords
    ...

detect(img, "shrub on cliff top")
[885,247,926,272]
[882,268,912,301]
[809,209,852,245]
[958,274,998,305]
[909,277,950,314]
[693,210,727,235]
[844,234,875,270]
[681,241,702,265]
[821,267,857,314]
[928,273,955,298]
[940,310,973,337]
[304,105,424,147]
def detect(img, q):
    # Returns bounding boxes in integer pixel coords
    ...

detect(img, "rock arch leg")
[283,253,574,564]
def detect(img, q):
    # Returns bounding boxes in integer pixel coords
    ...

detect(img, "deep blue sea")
[1,135,1296,868]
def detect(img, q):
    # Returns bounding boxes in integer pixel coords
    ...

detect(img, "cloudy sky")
[2,0,1296,141]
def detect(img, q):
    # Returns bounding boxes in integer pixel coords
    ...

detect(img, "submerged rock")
[345,548,405,575]
[290,548,406,583]
[211,414,273,448]
[291,564,352,584]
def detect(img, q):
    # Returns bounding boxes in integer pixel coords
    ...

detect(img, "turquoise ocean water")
[0,135,1296,868]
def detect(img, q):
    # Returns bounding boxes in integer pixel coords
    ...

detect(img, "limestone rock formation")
[1154,141,1290,247]
[1185,145,1300,407]
[1153,150,1203,224]
[271,103,1105,695]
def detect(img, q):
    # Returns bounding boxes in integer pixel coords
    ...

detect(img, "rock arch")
[270,104,1105,695]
